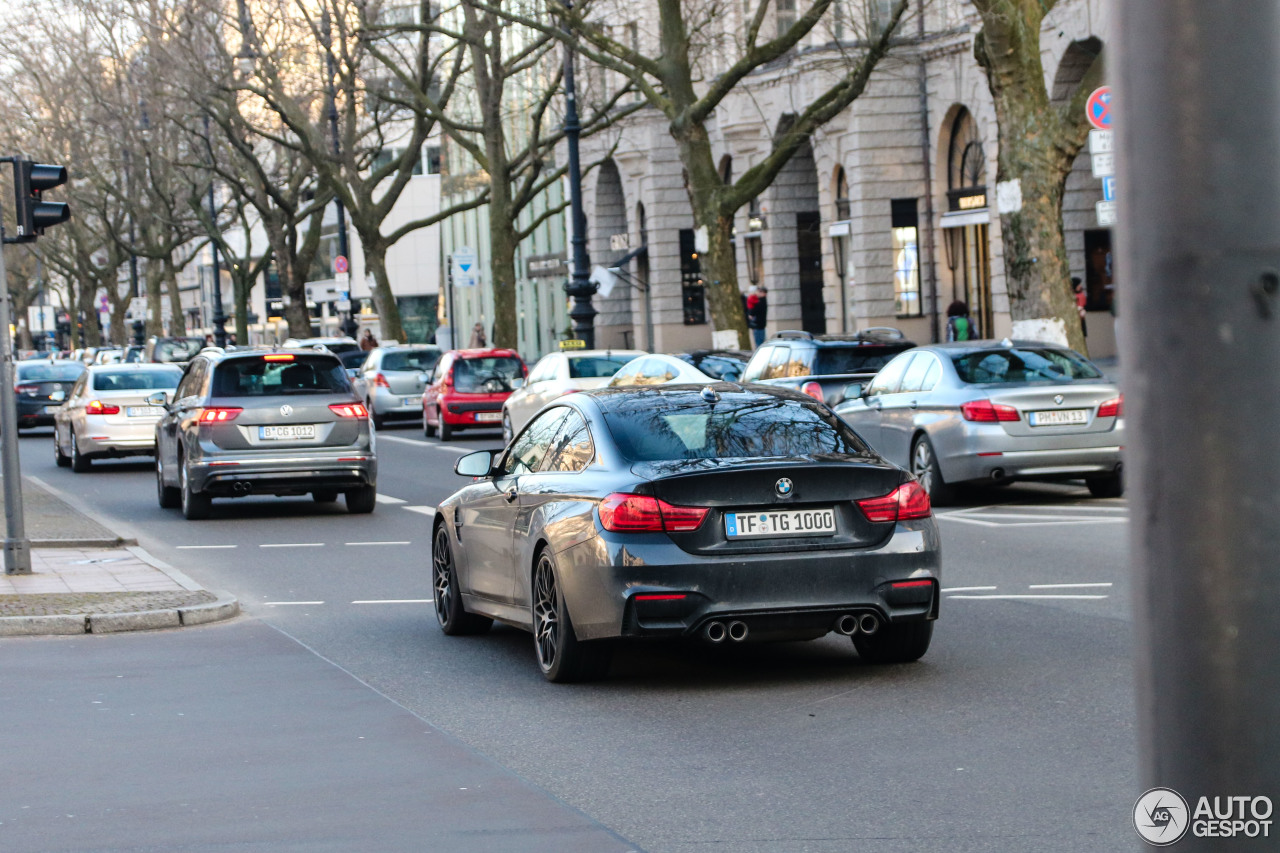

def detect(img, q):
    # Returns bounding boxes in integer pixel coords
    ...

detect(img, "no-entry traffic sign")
[1086,87,1112,131]
[333,255,349,275]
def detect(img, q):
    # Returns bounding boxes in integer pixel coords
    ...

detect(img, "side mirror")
[510,377,525,390]
[841,382,864,403]
[146,391,170,407]
[454,449,495,478]
[347,368,360,379]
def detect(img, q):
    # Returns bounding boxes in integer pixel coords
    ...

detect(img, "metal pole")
[1118,0,1280,837]
[560,3,596,347]
[323,8,351,325]
[0,227,32,575]
[203,117,228,347]
[446,253,456,348]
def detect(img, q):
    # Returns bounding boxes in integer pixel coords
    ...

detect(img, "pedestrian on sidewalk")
[945,300,975,341]
[1073,277,1088,338]
[469,323,487,348]
[360,329,378,351]
[745,285,768,347]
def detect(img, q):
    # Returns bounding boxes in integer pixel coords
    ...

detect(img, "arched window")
[947,108,986,209]
[834,166,850,220]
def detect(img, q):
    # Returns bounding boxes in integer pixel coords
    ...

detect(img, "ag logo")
[1134,787,1190,846]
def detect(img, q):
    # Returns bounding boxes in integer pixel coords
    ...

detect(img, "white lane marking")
[940,586,998,593]
[377,435,479,454]
[262,601,325,606]
[404,506,436,515]
[947,594,1109,600]
[939,515,1127,528]
[260,543,325,548]
[376,494,406,505]
[344,541,412,546]
[352,599,434,605]
[176,545,238,550]
[1028,582,1113,589]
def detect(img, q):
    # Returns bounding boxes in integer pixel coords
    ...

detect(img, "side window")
[787,346,815,377]
[502,408,571,476]
[543,410,595,473]
[866,353,914,397]
[632,358,673,386]
[741,348,772,382]
[175,360,204,400]
[919,356,942,392]
[762,346,792,380]
[899,353,934,393]
[528,356,557,385]
[432,354,451,384]
[70,375,88,399]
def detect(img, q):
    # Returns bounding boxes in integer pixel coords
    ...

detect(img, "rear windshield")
[211,356,349,397]
[951,348,1103,384]
[383,350,440,372]
[602,395,868,462]
[692,355,747,381]
[92,369,182,391]
[813,348,903,375]
[568,355,632,379]
[16,363,85,382]
[452,356,523,393]
[321,342,361,355]
[153,339,204,363]
[339,350,369,369]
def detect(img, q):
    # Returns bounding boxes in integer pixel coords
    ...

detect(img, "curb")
[31,537,138,549]
[0,591,241,637]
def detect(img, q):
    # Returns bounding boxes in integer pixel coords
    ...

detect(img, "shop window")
[891,198,922,317]
[679,229,706,325]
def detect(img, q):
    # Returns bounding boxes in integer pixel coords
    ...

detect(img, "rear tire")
[70,437,92,473]
[532,550,613,683]
[54,428,70,468]
[910,434,956,506]
[156,458,180,509]
[1086,472,1123,498]
[432,526,492,636]
[424,409,436,437]
[345,485,376,514]
[439,415,454,442]
[313,490,339,503]
[370,403,384,430]
[853,620,934,664]
[180,458,212,520]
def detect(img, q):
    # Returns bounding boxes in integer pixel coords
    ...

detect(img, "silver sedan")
[834,341,1123,502]
[355,345,441,428]
[53,363,183,472]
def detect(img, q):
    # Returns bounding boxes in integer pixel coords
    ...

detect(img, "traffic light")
[11,159,70,241]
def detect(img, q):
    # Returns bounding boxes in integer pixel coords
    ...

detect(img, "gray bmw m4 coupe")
[433,384,942,682]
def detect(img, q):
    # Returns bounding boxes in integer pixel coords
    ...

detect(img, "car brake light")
[960,399,1020,422]
[329,403,369,418]
[598,493,710,533]
[85,400,121,415]
[373,372,391,388]
[891,579,935,589]
[800,381,825,402]
[263,353,295,362]
[15,384,39,395]
[1098,395,1122,418]
[198,407,243,423]
[856,481,932,523]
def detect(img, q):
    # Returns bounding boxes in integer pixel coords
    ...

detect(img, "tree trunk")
[234,274,251,345]
[145,259,165,338]
[363,243,405,343]
[488,195,519,349]
[77,282,102,347]
[165,262,186,335]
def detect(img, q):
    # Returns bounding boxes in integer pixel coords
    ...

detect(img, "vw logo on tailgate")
[279,404,293,417]
[775,478,794,497]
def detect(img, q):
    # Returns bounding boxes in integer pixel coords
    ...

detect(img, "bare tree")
[971,0,1101,352]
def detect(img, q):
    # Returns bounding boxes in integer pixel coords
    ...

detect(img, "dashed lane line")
[404,506,436,515]
[1028,582,1113,589]
[344,541,412,546]
[376,494,406,504]
[260,543,325,548]
[946,594,1109,600]
[940,586,997,593]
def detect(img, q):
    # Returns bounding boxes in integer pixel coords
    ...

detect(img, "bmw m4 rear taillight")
[598,493,709,533]
[856,481,932,523]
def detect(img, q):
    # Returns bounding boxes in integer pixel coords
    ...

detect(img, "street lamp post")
[202,116,228,347]
[560,3,596,347]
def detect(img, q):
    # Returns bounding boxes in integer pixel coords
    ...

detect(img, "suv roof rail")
[814,327,906,343]
[771,330,815,341]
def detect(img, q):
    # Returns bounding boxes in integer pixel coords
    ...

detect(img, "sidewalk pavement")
[0,476,237,636]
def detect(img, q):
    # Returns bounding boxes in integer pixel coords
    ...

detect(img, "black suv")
[740,329,915,406]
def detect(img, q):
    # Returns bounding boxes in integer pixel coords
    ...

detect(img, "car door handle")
[909,400,918,409]
[504,487,518,503]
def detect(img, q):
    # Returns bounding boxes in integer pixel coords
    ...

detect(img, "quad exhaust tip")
[858,613,880,635]
[835,614,859,636]
[728,621,748,642]
[704,621,727,643]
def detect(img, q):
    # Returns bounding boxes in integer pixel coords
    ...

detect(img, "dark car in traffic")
[14,360,86,428]
[433,384,941,682]
[153,348,377,519]
[741,329,915,406]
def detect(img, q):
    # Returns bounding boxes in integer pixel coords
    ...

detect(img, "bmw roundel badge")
[775,477,794,497]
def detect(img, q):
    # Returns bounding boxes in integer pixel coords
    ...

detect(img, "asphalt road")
[12,423,1138,852]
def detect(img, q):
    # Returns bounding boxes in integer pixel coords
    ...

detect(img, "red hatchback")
[423,349,527,441]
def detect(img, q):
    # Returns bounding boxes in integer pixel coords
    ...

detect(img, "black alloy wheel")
[532,550,612,683]
[156,457,180,509]
[54,427,70,468]
[432,525,492,635]
[180,457,212,520]
[853,620,934,664]
[910,434,955,506]
[70,435,92,473]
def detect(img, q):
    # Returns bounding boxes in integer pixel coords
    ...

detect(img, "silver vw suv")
[153,348,377,519]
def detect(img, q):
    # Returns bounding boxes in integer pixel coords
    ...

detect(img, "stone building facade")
[574,0,1116,358]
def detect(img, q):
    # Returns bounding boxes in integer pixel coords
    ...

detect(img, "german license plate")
[126,406,166,417]
[475,412,502,423]
[402,397,417,406]
[259,425,317,440]
[43,405,60,414]
[725,508,837,539]
[1029,409,1088,427]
